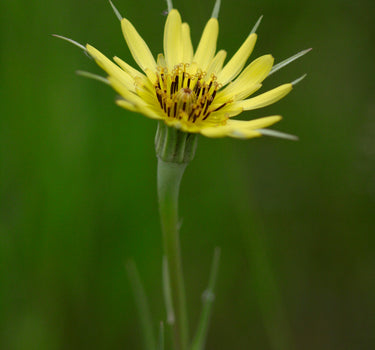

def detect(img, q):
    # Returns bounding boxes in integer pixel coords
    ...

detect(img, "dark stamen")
[173,101,177,118]
[154,66,223,124]
[171,80,176,94]
[202,111,211,120]
[212,102,227,112]
[203,100,210,115]
[188,109,195,121]
[156,92,162,106]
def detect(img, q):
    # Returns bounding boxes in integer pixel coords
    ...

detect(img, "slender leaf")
[190,247,221,350]
[158,322,165,350]
[126,260,156,350]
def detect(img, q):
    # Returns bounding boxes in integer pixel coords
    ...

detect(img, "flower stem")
[157,158,189,350]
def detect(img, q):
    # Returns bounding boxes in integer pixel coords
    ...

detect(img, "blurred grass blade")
[126,260,156,350]
[230,168,295,350]
[190,247,221,350]
[158,322,165,350]
[269,48,312,76]
[162,256,175,325]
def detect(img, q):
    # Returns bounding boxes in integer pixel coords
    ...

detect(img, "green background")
[1,0,374,349]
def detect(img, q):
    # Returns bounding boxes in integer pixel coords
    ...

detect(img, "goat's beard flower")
[81,6,305,139]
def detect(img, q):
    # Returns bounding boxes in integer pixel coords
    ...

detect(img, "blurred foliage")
[0,0,374,349]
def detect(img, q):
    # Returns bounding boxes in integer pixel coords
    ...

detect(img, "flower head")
[61,1,309,139]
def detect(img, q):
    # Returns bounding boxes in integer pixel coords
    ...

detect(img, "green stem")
[155,122,197,350]
[157,159,189,350]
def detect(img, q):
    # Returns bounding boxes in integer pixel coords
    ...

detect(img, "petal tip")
[166,0,173,12]
[109,0,123,21]
[53,34,87,51]
[291,74,307,86]
[258,128,299,141]
[211,0,221,19]
[250,15,263,34]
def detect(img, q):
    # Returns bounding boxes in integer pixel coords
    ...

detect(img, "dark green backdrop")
[1,0,374,349]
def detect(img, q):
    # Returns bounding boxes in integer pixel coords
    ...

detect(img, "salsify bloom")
[60,1,309,139]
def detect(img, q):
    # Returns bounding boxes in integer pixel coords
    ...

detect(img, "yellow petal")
[164,9,183,70]
[200,125,233,138]
[113,56,145,79]
[164,119,196,133]
[229,129,261,139]
[228,130,262,140]
[228,116,282,130]
[113,56,154,91]
[200,115,281,139]
[226,116,282,139]
[108,76,147,107]
[239,84,292,110]
[200,122,260,138]
[193,18,219,71]
[206,50,227,78]
[121,18,156,73]
[116,99,138,112]
[217,55,274,101]
[135,85,159,107]
[217,33,257,86]
[186,61,198,76]
[116,99,163,120]
[143,68,157,84]
[234,55,274,86]
[209,102,243,119]
[86,45,135,92]
[181,23,193,63]
[157,53,167,68]
[137,105,164,120]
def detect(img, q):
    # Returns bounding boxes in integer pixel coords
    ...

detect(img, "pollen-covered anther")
[174,88,197,121]
[154,64,221,125]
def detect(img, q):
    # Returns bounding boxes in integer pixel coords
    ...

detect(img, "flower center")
[155,64,223,124]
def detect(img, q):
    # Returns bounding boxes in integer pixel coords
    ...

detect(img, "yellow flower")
[67,2,309,139]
